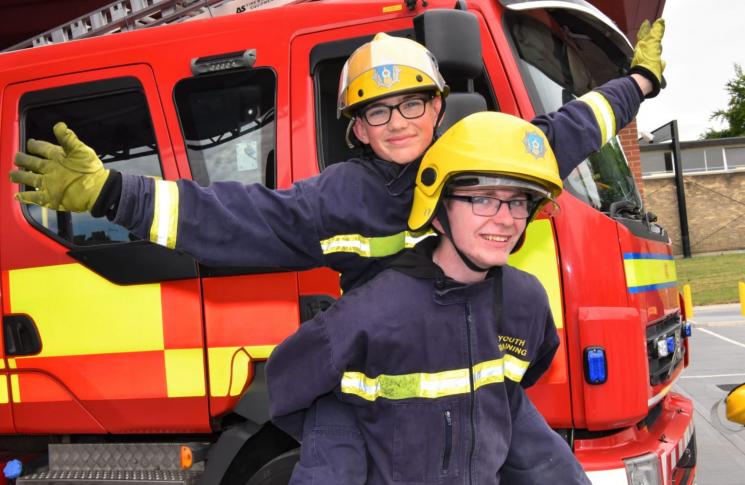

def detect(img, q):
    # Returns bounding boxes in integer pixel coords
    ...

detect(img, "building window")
[725,146,745,169]
[681,148,706,173]
[641,151,671,175]
[705,148,725,171]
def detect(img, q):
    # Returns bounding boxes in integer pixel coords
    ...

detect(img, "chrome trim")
[648,383,672,407]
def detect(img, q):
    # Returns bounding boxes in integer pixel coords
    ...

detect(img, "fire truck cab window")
[507,14,643,218]
[174,69,276,188]
[21,78,163,246]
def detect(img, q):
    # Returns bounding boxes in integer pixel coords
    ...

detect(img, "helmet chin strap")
[434,204,490,274]
[433,95,447,140]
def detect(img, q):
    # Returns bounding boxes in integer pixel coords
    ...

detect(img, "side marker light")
[584,347,607,385]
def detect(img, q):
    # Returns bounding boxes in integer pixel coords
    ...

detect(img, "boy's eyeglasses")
[361,97,430,126]
[447,195,535,219]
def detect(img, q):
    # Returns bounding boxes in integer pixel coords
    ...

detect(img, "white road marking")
[680,373,745,379]
[696,327,745,349]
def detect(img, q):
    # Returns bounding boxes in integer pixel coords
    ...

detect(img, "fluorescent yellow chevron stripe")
[9,264,163,357]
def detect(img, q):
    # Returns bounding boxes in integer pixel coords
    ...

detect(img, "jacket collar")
[356,155,422,197]
[387,236,502,294]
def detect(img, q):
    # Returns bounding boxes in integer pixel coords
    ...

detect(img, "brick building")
[637,136,745,255]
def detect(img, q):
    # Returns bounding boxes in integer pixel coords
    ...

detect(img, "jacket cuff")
[91,170,122,219]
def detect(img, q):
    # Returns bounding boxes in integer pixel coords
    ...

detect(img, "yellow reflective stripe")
[341,368,471,401]
[472,358,505,390]
[579,91,616,146]
[164,348,206,398]
[321,235,371,257]
[8,360,19,403]
[9,264,163,357]
[320,230,435,258]
[150,180,179,249]
[342,355,531,402]
[623,255,677,293]
[0,375,8,404]
[0,360,10,404]
[503,354,529,382]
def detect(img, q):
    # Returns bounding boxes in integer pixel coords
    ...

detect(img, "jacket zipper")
[465,304,476,485]
[442,410,453,473]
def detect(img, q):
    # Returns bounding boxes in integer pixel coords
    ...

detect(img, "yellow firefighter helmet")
[408,111,563,231]
[337,33,448,118]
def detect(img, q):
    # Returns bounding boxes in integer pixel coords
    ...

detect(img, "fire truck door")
[0,65,210,434]
[153,51,305,418]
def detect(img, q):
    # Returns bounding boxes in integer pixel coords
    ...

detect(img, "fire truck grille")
[646,313,686,386]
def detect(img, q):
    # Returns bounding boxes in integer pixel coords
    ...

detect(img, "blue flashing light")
[666,336,676,354]
[3,459,22,479]
[684,321,692,337]
[584,347,607,385]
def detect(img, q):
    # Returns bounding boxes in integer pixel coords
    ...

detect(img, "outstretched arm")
[11,122,340,269]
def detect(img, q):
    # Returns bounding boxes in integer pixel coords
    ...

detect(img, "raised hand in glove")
[630,18,666,98]
[10,122,110,212]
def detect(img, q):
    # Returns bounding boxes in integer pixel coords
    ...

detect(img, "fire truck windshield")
[506,12,643,218]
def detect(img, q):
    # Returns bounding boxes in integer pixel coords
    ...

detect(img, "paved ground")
[674,304,745,485]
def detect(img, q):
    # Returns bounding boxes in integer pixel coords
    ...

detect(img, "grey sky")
[635,0,745,141]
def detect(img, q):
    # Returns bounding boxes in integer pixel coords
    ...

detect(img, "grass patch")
[675,253,745,306]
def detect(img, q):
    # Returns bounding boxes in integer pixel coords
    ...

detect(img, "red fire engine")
[0,0,695,483]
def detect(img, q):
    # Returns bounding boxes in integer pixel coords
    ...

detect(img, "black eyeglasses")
[447,195,535,219]
[361,96,430,126]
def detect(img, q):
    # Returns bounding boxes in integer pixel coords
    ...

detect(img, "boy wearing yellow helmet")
[268,112,589,484]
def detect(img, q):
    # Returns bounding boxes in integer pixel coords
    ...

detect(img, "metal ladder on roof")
[6,0,306,52]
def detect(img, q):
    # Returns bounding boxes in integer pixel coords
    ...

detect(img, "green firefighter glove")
[629,18,666,98]
[10,122,110,212]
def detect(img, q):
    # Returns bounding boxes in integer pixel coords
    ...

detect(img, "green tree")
[701,63,745,139]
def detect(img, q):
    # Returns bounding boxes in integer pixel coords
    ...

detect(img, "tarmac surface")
[674,304,745,485]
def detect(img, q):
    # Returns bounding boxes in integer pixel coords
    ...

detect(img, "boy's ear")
[432,96,443,114]
[431,217,444,233]
[352,118,370,145]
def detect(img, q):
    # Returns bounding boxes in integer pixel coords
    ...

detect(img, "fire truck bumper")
[577,392,696,485]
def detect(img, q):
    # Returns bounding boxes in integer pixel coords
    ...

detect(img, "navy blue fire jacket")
[266,238,589,484]
[111,76,642,291]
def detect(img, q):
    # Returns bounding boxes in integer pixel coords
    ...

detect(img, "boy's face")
[437,187,529,268]
[352,93,442,165]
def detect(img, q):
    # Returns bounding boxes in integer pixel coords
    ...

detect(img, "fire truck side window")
[506,13,643,219]
[20,77,163,246]
[174,69,276,188]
